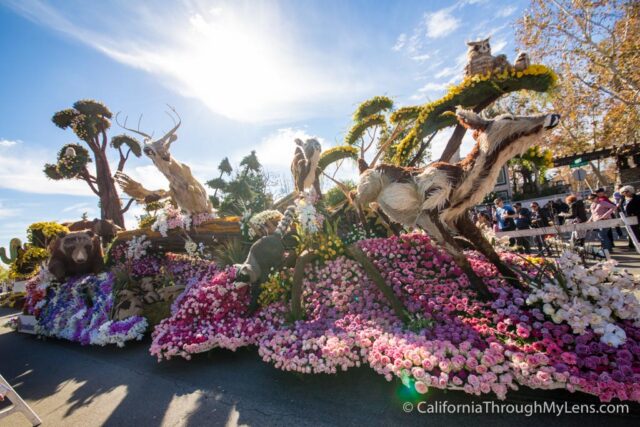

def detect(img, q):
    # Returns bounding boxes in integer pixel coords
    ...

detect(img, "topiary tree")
[206,151,274,216]
[45,99,142,228]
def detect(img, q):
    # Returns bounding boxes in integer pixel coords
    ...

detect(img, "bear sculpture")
[47,230,104,281]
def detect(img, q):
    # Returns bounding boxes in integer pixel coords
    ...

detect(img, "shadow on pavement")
[1,309,640,426]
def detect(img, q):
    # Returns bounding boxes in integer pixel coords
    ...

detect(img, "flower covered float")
[144,231,640,403]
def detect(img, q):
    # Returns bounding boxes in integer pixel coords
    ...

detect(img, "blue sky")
[0,0,526,246]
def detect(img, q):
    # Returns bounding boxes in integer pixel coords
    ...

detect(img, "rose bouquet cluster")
[34,273,147,347]
[526,251,640,347]
[352,234,640,402]
[257,257,399,374]
[150,267,285,361]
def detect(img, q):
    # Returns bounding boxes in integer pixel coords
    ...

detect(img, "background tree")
[517,0,640,153]
[45,100,141,227]
[509,146,554,195]
[206,151,274,216]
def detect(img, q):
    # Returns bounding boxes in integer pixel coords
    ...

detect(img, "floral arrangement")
[526,252,640,347]
[126,235,152,261]
[34,273,147,347]
[295,191,324,234]
[151,205,215,237]
[242,210,283,240]
[151,232,640,403]
[150,267,285,360]
[258,269,294,307]
[184,238,205,258]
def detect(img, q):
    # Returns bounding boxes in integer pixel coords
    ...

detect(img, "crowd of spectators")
[473,185,640,255]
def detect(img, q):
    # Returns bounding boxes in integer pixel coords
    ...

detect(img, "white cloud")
[497,5,517,18]
[410,53,430,62]
[434,52,468,79]
[392,33,407,51]
[0,203,20,219]
[410,82,449,100]
[6,1,371,123]
[424,9,460,39]
[61,202,96,217]
[0,151,94,196]
[491,38,508,54]
[0,139,20,147]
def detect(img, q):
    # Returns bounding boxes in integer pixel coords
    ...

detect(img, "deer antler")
[115,112,153,141]
[159,105,181,142]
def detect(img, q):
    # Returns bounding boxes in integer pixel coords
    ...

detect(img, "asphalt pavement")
[1,308,639,427]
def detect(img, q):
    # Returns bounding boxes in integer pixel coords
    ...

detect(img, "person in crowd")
[597,188,624,239]
[475,212,493,230]
[530,201,551,254]
[563,195,588,247]
[512,202,531,253]
[553,198,569,225]
[618,185,640,249]
[494,198,516,231]
[587,193,617,253]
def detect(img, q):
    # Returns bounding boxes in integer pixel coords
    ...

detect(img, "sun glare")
[156,8,322,122]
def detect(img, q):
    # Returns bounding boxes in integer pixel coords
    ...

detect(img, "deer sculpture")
[356,107,560,298]
[114,106,213,215]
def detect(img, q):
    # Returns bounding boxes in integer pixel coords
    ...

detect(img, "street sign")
[572,168,587,181]
[569,157,588,168]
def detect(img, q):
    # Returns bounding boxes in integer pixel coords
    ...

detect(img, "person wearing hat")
[618,185,640,249]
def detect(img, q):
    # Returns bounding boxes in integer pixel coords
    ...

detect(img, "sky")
[0,0,527,246]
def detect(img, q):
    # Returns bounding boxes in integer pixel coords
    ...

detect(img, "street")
[1,308,638,427]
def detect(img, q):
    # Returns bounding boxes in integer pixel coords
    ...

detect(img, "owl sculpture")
[514,51,531,71]
[291,138,322,195]
[464,37,509,77]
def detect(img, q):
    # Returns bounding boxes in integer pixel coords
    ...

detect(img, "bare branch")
[120,197,136,214]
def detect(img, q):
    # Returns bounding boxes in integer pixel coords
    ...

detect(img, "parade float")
[3,39,640,405]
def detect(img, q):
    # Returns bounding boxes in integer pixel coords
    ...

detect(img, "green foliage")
[27,222,69,248]
[345,114,386,146]
[73,99,113,118]
[393,65,558,164]
[52,109,79,129]
[240,150,261,173]
[205,151,273,216]
[52,100,113,143]
[44,144,91,180]
[213,238,249,267]
[324,181,356,209]
[9,246,48,281]
[0,265,9,284]
[352,96,394,122]
[111,134,142,157]
[390,106,421,124]
[317,145,359,172]
[136,200,171,229]
[258,268,294,307]
[206,177,227,191]
[218,157,233,175]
